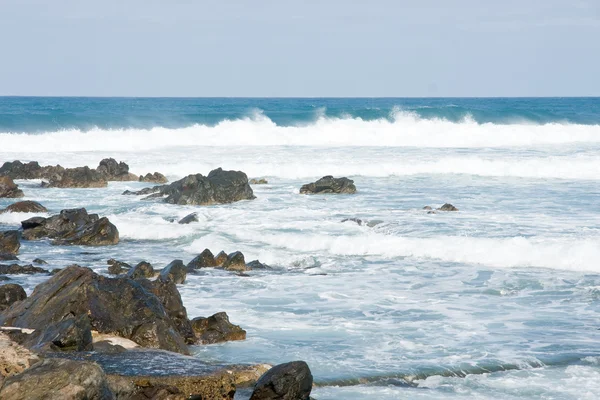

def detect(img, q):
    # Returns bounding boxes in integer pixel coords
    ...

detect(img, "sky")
[0,0,599,97]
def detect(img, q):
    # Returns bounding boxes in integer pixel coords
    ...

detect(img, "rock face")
[125,168,255,206]
[0,332,40,381]
[187,249,217,270]
[222,251,247,272]
[250,361,313,400]
[178,212,199,224]
[158,260,187,284]
[0,177,24,198]
[191,312,247,344]
[0,264,48,275]
[0,358,114,400]
[126,261,154,279]
[0,266,189,354]
[21,208,119,246]
[140,172,168,184]
[0,284,27,312]
[438,203,459,211]
[0,231,20,255]
[0,201,47,214]
[22,315,93,352]
[299,176,356,194]
[96,158,138,181]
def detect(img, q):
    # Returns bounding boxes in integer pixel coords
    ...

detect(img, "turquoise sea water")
[1,97,600,399]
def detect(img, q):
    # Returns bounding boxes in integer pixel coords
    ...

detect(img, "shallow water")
[1,97,599,399]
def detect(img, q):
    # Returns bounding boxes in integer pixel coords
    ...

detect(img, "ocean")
[1,97,600,399]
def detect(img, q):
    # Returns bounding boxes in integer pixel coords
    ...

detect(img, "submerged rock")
[178,212,199,224]
[0,358,114,400]
[125,167,255,205]
[0,254,19,261]
[0,284,27,312]
[139,172,168,184]
[250,361,313,400]
[191,312,246,344]
[0,201,47,214]
[0,264,48,275]
[0,177,24,198]
[0,231,20,255]
[222,251,247,272]
[187,249,217,270]
[21,208,119,246]
[32,258,48,265]
[438,203,459,211]
[300,176,356,194]
[158,260,187,284]
[0,266,189,354]
[126,261,155,279]
[250,178,268,185]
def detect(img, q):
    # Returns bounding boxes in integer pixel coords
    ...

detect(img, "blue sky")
[0,0,599,96]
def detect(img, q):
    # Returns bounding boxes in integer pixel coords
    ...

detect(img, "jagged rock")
[250,178,268,185]
[126,168,255,206]
[21,315,93,352]
[187,249,217,270]
[178,212,198,224]
[126,261,155,279]
[0,201,47,214]
[215,251,228,266]
[32,258,47,265]
[139,279,195,344]
[191,312,246,344]
[0,332,40,380]
[96,158,138,181]
[0,177,23,198]
[300,176,356,195]
[0,160,46,180]
[140,172,168,184]
[250,361,313,400]
[0,358,114,400]
[222,251,247,272]
[0,231,20,255]
[0,284,26,312]
[246,260,271,270]
[0,266,189,354]
[438,203,459,211]
[158,260,187,284]
[21,208,119,246]
[0,264,47,275]
[107,259,131,275]
[47,166,108,188]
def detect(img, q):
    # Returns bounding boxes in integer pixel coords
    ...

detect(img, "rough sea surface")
[1,97,599,399]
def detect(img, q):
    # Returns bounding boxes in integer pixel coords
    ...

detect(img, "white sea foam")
[1,112,600,152]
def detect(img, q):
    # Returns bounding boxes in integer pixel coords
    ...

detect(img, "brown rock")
[0,332,40,379]
[191,312,246,344]
[222,251,247,272]
[0,284,27,312]
[0,176,23,198]
[187,249,217,270]
[0,231,20,255]
[0,201,47,214]
[140,172,168,184]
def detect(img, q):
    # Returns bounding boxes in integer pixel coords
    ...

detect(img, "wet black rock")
[125,167,255,206]
[21,208,119,246]
[187,249,217,270]
[178,212,199,224]
[0,283,27,312]
[250,361,313,400]
[158,260,187,284]
[191,312,246,344]
[300,175,356,195]
[0,231,20,255]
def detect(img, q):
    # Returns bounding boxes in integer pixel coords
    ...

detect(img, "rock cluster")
[186,248,270,273]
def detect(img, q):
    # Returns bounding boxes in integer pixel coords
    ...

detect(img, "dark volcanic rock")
[438,203,459,211]
[0,358,114,400]
[187,249,217,270]
[47,166,108,188]
[250,361,313,400]
[0,160,45,180]
[299,175,356,194]
[96,158,137,181]
[126,168,255,206]
[0,266,189,354]
[0,176,24,198]
[0,284,27,312]
[222,251,247,272]
[178,212,199,224]
[191,312,246,344]
[246,260,271,270]
[158,260,187,284]
[126,261,155,279]
[22,315,93,352]
[0,201,47,214]
[215,251,228,266]
[21,208,119,246]
[107,258,131,275]
[0,231,20,255]
[0,264,48,275]
[140,172,168,184]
